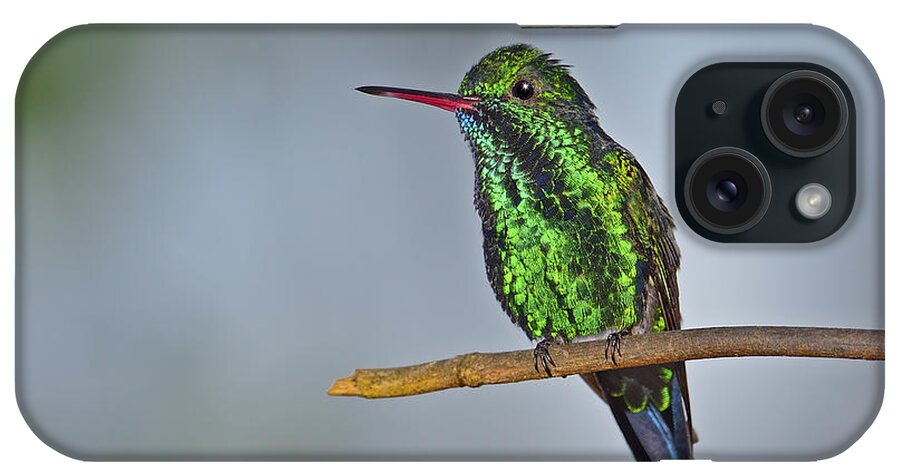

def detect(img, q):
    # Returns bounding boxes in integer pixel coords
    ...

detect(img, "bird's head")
[456,44,596,126]
[357,44,600,159]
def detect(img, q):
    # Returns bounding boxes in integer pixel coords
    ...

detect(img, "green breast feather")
[464,109,651,340]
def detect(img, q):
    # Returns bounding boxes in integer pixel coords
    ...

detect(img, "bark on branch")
[327,326,884,399]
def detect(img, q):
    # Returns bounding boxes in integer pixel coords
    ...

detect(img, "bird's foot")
[605,330,630,366]
[533,339,557,377]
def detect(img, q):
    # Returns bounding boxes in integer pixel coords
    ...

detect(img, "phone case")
[16,24,884,461]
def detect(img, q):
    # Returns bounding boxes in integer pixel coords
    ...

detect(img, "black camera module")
[684,147,772,235]
[761,70,849,158]
[677,62,855,243]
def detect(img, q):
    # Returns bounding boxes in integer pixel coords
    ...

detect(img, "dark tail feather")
[668,371,692,458]
[595,370,693,461]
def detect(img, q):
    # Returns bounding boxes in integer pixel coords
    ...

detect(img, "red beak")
[356,86,480,112]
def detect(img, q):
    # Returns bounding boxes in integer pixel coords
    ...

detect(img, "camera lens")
[715,180,739,203]
[761,70,848,158]
[684,147,771,235]
[707,174,747,212]
[793,104,815,125]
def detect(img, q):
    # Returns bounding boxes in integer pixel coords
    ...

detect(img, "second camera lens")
[684,147,772,235]
[707,173,747,212]
[715,180,739,203]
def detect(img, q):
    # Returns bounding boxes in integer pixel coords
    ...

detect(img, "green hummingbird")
[358,44,694,460]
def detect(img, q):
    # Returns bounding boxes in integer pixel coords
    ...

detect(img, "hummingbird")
[358,44,694,460]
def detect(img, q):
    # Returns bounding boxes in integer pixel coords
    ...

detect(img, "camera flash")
[795,183,832,220]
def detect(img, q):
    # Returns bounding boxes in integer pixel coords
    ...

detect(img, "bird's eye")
[511,80,535,100]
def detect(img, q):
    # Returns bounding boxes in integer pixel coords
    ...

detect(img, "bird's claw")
[605,330,629,366]
[533,339,556,377]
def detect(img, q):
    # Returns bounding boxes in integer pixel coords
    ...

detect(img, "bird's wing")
[623,151,696,444]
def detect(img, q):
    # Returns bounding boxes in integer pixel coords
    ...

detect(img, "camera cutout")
[675,63,855,243]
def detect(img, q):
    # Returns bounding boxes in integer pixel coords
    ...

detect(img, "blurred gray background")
[16,25,883,460]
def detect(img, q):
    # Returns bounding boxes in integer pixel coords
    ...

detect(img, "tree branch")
[327,326,884,399]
